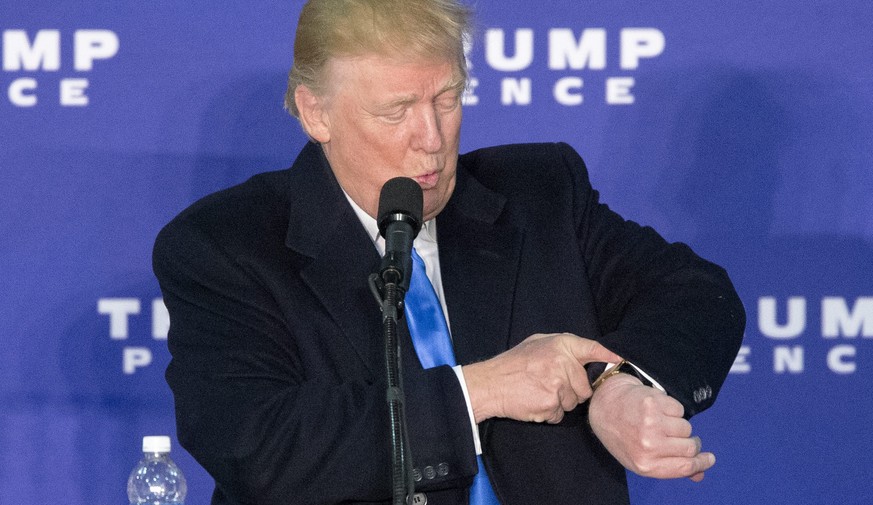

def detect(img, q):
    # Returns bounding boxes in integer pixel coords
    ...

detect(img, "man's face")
[312,55,464,221]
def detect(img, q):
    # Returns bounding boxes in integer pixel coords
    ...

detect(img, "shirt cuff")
[602,361,666,392]
[452,365,482,455]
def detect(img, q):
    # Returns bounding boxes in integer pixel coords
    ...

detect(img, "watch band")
[591,360,654,391]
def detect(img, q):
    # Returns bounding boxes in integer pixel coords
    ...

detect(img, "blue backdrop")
[2,1,871,504]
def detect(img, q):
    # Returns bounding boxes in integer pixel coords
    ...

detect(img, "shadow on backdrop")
[673,70,873,299]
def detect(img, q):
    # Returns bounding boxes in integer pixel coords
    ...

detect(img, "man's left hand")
[588,373,714,482]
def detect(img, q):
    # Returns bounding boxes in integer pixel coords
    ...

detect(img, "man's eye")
[436,95,460,112]
[383,109,407,122]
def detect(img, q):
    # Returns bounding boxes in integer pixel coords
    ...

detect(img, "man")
[153,0,745,504]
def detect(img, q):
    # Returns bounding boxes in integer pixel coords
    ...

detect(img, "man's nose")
[412,106,444,153]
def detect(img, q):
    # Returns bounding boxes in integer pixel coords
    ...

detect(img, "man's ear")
[295,85,331,143]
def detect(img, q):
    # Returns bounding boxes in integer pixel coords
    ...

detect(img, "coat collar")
[284,142,385,375]
[283,142,364,258]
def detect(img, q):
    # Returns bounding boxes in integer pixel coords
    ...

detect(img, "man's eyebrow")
[438,76,467,95]
[380,95,419,110]
[378,77,466,109]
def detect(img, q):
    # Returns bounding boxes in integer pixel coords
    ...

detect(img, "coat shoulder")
[458,142,591,202]
[154,169,291,260]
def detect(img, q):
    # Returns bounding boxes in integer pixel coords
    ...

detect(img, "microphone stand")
[370,177,422,505]
[369,269,416,505]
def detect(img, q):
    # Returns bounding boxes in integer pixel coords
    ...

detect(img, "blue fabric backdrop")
[2,1,871,504]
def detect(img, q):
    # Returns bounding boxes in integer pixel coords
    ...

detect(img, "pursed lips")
[413,171,440,188]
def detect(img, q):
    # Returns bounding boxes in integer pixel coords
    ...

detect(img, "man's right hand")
[462,333,621,424]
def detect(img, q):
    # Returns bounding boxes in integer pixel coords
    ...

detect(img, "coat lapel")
[282,144,523,372]
[283,143,384,376]
[437,164,523,365]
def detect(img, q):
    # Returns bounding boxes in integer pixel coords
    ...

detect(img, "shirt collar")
[342,189,436,254]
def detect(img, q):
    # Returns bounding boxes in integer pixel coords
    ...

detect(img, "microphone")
[377,177,423,292]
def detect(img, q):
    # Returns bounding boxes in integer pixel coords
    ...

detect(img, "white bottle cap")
[142,436,172,453]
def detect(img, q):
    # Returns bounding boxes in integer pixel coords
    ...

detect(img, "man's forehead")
[325,54,464,95]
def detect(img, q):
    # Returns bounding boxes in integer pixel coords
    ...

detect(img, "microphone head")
[377,177,423,238]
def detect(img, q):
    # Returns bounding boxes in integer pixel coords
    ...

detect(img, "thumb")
[568,337,622,365]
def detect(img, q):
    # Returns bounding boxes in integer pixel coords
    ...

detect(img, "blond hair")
[284,0,472,117]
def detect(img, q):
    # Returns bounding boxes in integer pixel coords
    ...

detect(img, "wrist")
[461,361,500,423]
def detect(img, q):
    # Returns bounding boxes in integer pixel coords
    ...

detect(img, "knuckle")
[548,375,565,391]
[540,396,559,413]
[634,459,654,475]
[641,394,659,412]
[679,421,693,438]
[641,413,657,429]
[639,436,655,452]
[665,394,684,410]
[680,458,698,475]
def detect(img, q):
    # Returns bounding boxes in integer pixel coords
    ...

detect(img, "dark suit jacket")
[153,141,745,505]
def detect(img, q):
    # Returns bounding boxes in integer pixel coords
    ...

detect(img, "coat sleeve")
[558,142,746,417]
[153,209,477,505]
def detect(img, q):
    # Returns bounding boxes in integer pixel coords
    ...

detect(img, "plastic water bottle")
[127,435,187,505]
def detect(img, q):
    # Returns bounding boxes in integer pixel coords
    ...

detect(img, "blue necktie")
[404,248,500,505]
